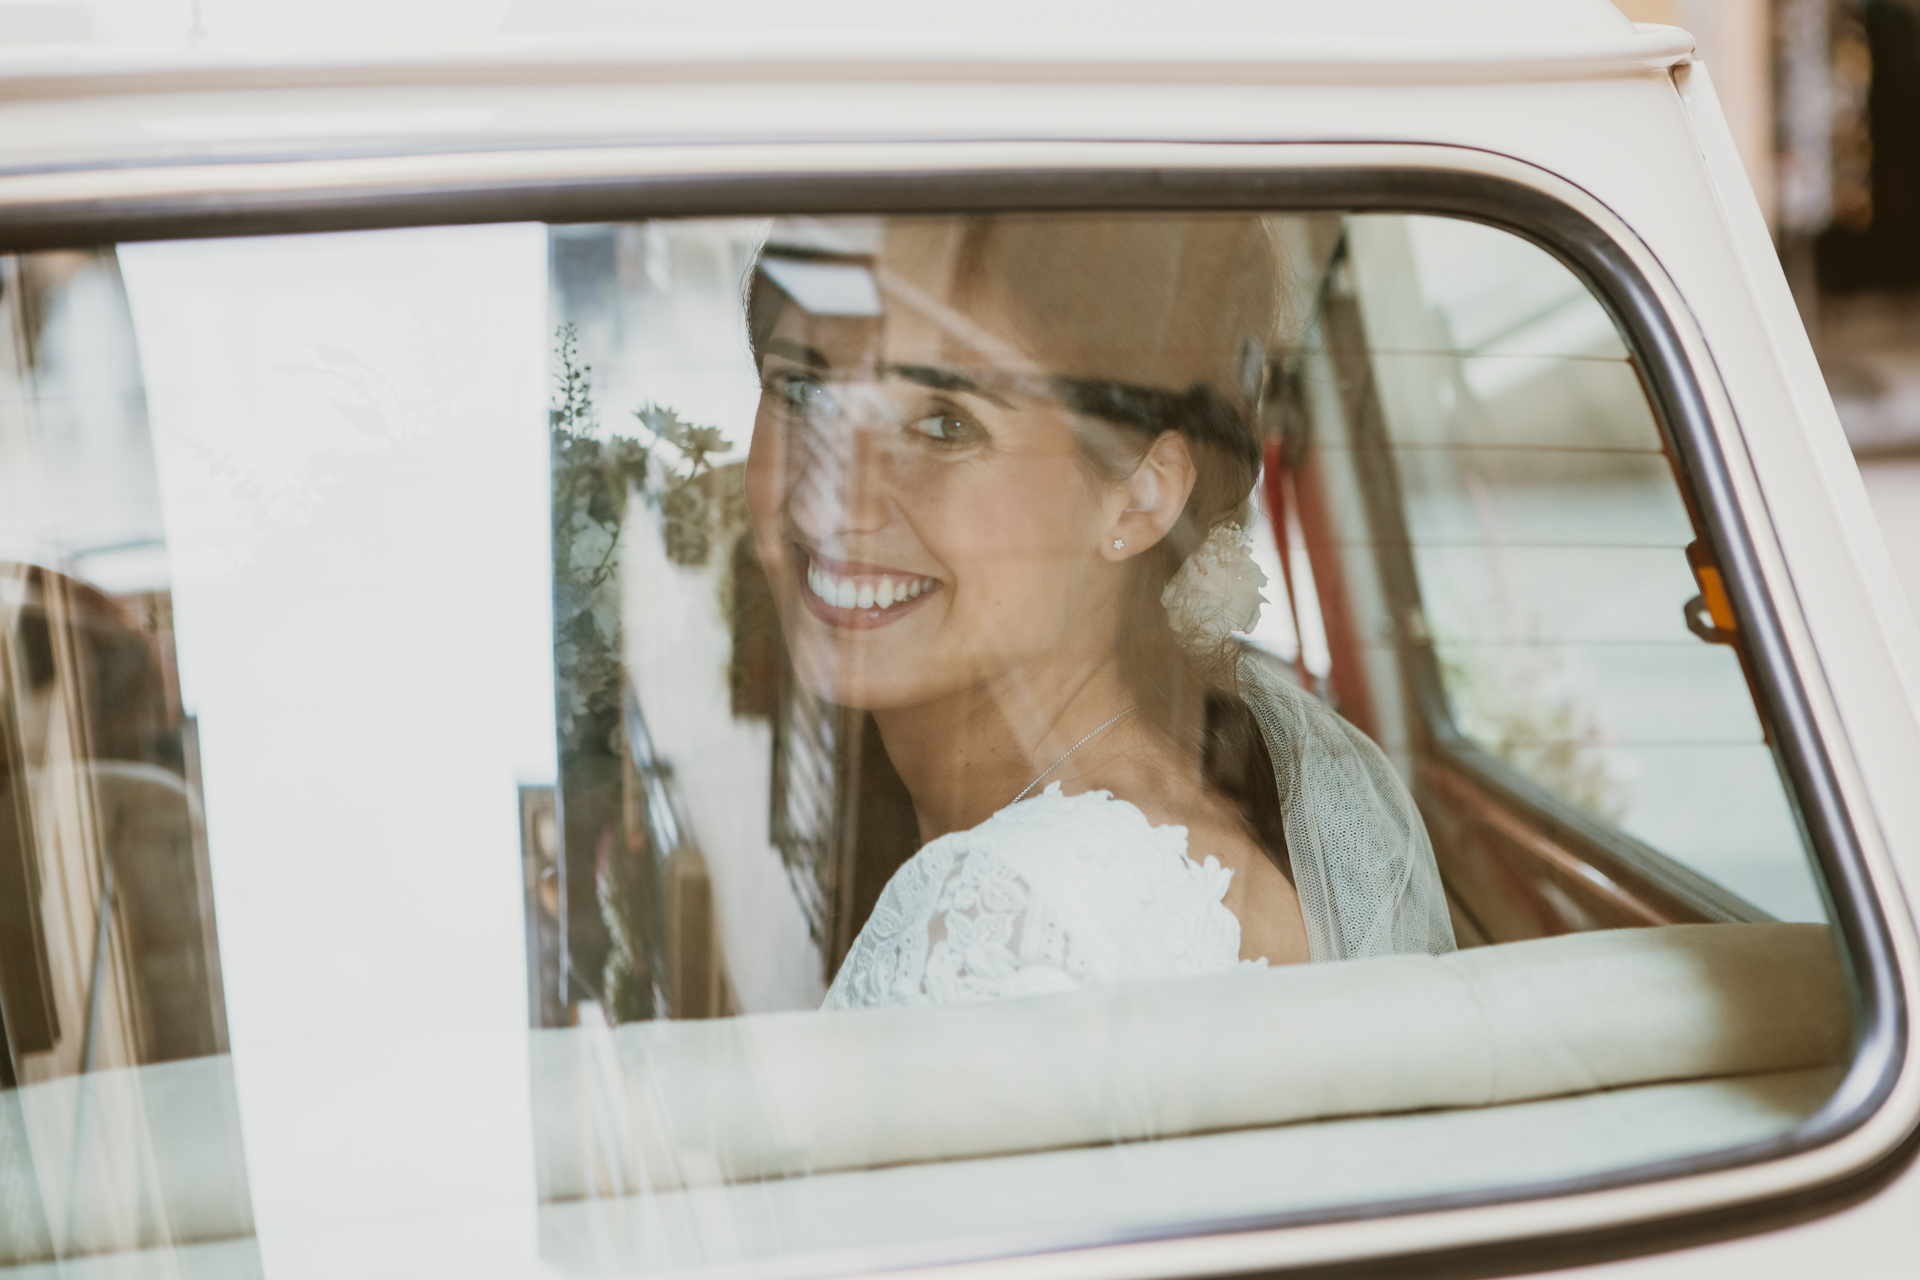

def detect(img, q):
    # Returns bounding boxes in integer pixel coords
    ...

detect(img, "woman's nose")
[791,400,894,538]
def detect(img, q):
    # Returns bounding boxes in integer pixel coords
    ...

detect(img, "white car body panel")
[3,1,1917,1275]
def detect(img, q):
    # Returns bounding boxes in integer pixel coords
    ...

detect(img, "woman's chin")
[787,643,956,713]
[792,667,936,712]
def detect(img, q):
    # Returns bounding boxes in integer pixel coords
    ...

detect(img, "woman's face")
[745,275,1130,712]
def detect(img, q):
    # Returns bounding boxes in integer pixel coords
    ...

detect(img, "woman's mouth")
[798,547,941,629]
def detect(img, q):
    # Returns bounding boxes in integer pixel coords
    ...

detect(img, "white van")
[2,2,1917,1277]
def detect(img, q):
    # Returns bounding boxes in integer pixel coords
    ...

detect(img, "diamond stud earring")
[1113,539,1126,550]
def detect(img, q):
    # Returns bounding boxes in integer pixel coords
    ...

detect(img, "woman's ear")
[1104,432,1198,560]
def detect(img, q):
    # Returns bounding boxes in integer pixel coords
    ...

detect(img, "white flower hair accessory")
[1160,522,1269,649]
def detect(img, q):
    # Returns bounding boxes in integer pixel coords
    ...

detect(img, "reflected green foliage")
[550,324,648,754]
[548,325,734,1021]
[633,403,733,566]
[550,322,649,1013]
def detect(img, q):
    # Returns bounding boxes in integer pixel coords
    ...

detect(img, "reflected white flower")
[1160,522,1269,649]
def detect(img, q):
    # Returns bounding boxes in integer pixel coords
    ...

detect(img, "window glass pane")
[0,208,1854,1279]
[1339,215,1822,923]
[0,251,254,1266]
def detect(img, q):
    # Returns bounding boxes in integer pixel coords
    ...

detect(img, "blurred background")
[1614,0,1920,627]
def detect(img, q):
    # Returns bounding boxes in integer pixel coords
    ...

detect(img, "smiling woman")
[537,207,1838,1019]
[740,215,1454,1006]
[0,194,1866,1279]
[483,202,1862,1273]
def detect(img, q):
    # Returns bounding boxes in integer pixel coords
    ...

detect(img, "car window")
[0,210,1856,1277]
[1316,216,1826,927]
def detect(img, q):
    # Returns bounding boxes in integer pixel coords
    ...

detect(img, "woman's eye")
[771,373,835,420]
[907,412,977,445]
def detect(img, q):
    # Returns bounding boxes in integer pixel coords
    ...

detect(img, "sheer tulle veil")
[1165,524,1454,960]
[1236,648,1456,960]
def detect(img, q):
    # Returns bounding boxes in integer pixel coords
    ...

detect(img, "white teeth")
[807,557,938,611]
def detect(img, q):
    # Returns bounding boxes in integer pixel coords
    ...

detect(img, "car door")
[0,29,1917,1280]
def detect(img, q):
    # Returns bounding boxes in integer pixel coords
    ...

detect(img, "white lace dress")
[822,784,1257,1010]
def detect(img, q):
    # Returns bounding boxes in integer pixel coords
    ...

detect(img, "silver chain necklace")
[1010,706,1138,806]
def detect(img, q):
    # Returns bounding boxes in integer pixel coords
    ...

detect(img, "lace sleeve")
[823,837,1081,1010]
[823,788,1251,1010]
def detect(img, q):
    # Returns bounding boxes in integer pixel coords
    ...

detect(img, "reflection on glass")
[0,212,1857,1280]
[518,212,1849,1276]
[0,252,252,1267]
[1341,215,1824,921]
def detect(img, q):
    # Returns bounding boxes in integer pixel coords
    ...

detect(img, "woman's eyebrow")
[763,337,830,368]
[884,363,1014,409]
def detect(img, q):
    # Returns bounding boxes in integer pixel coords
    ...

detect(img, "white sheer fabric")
[1236,650,1456,961]
[823,786,1251,1009]
[824,654,1455,1011]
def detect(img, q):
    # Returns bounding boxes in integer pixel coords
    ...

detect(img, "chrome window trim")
[3,140,1910,1278]
[0,27,1697,103]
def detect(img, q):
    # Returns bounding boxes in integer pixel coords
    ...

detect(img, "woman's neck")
[872,655,1169,843]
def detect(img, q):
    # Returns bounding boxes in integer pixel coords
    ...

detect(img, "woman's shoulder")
[974,782,1183,859]
[994,780,1177,834]
[828,784,1248,1009]
[946,783,1235,904]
